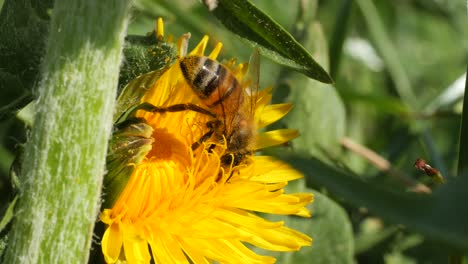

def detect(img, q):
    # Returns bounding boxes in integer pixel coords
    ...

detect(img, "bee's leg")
[191,120,220,151]
[221,151,253,182]
[191,129,214,151]
[207,144,217,153]
[116,102,216,125]
[218,167,239,183]
[224,170,235,183]
[220,153,242,168]
[140,102,216,118]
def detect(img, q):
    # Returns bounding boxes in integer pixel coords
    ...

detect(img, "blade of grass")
[329,0,353,79]
[458,65,468,175]
[355,0,417,109]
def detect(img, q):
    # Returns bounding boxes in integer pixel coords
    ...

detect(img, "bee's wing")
[244,49,260,116]
[221,49,260,139]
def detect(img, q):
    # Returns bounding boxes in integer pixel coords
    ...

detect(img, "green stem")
[3,0,131,263]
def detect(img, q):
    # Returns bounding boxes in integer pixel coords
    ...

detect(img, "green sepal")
[103,122,154,208]
[115,27,177,123]
[119,31,177,90]
[114,68,169,123]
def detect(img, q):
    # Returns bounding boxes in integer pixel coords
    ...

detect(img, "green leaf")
[0,195,17,232]
[0,142,14,179]
[205,0,333,84]
[0,0,52,92]
[0,195,17,258]
[355,225,399,254]
[281,154,468,252]
[0,70,30,122]
[384,252,417,264]
[339,90,408,116]
[284,22,346,161]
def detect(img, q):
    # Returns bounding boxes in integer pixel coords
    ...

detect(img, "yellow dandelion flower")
[100,18,313,264]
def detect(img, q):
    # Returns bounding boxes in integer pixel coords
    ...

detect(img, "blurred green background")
[1,0,467,263]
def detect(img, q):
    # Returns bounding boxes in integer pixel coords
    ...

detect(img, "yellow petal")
[178,239,210,264]
[149,234,187,264]
[256,103,293,128]
[249,156,303,182]
[186,238,276,264]
[255,87,273,107]
[102,223,123,264]
[123,234,151,264]
[255,129,299,150]
[208,42,223,59]
[176,34,191,56]
[247,225,312,251]
[296,206,312,217]
[156,18,164,40]
[189,35,209,56]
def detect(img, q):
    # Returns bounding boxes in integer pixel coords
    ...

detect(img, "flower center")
[147,128,187,161]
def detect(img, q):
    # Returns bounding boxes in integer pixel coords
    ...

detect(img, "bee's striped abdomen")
[180,56,244,116]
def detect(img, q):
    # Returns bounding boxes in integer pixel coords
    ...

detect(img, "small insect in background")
[414,158,445,184]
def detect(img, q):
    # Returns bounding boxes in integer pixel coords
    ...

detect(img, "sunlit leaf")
[205,0,333,83]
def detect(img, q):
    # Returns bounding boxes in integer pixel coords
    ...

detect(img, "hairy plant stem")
[3,0,131,263]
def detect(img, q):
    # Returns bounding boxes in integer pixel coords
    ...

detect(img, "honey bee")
[179,50,260,167]
[116,50,260,170]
